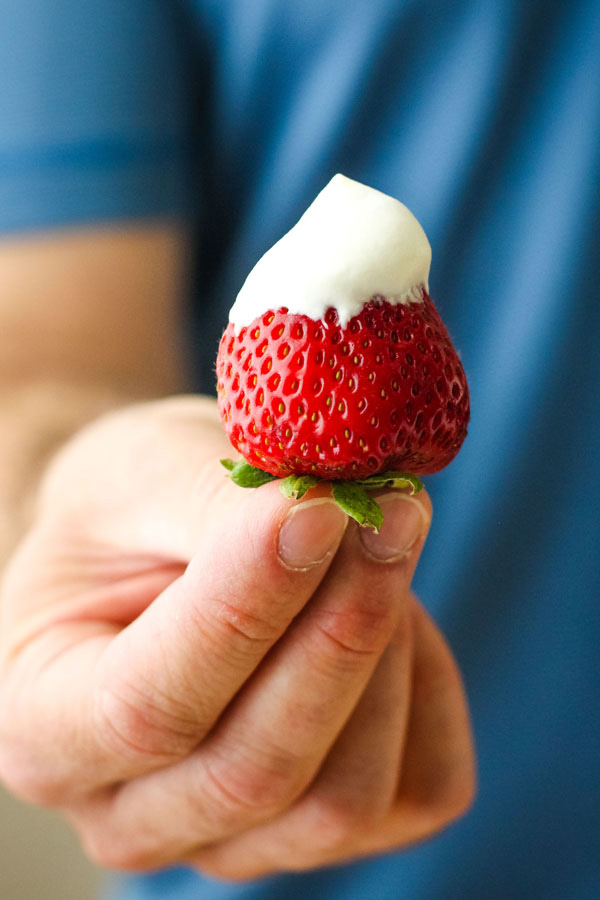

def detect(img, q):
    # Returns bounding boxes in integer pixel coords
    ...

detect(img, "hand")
[0,396,475,880]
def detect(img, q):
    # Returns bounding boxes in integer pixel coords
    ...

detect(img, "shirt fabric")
[2,1,600,898]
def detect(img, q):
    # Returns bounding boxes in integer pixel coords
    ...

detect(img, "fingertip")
[277,497,348,571]
[359,492,431,563]
[414,487,433,526]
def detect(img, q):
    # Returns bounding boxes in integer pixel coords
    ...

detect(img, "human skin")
[0,226,475,880]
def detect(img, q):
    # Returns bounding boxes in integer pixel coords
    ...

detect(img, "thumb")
[35,395,271,559]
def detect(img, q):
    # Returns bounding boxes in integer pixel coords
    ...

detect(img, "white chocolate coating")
[229,174,431,331]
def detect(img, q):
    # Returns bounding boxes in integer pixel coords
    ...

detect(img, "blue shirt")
[2,1,600,898]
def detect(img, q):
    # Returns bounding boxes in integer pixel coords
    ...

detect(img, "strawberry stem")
[220,459,423,532]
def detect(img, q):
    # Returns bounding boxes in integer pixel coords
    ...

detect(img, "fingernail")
[278,498,347,570]
[359,493,430,562]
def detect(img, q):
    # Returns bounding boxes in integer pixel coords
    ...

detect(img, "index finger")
[94,481,348,764]
[1,481,348,801]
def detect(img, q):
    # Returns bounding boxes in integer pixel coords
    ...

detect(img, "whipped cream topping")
[229,173,432,332]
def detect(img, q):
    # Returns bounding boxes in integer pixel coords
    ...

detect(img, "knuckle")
[205,597,283,652]
[311,599,397,667]
[178,578,286,670]
[94,680,197,764]
[305,795,382,851]
[202,754,301,825]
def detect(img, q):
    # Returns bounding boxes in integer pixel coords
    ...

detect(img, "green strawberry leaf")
[332,482,384,532]
[221,459,278,488]
[355,471,424,495]
[280,474,320,500]
[221,460,422,530]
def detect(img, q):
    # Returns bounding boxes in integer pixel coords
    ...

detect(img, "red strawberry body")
[216,293,469,480]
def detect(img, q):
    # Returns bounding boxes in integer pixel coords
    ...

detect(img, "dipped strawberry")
[216,175,469,528]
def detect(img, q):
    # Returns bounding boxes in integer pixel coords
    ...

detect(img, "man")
[1,1,598,898]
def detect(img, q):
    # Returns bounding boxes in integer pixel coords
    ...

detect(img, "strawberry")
[216,291,469,527]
